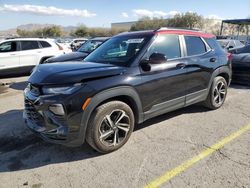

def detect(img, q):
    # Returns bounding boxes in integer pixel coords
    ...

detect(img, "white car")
[0,38,64,77]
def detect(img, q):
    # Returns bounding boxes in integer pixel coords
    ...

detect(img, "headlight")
[42,83,82,94]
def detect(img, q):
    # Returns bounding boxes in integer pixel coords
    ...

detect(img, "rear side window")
[0,41,17,52]
[205,38,224,52]
[21,41,40,51]
[40,41,51,48]
[147,34,181,59]
[185,36,206,56]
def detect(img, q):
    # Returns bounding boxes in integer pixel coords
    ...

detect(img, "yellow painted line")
[145,124,250,188]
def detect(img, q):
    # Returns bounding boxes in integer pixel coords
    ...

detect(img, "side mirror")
[140,59,151,72]
[227,46,234,50]
[149,53,167,64]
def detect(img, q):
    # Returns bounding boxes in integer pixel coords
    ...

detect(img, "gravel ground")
[0,77,249,188]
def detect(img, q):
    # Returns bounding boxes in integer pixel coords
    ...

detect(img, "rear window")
[40,41,51,48]
[21,41,40,50]
[185,36,207,56]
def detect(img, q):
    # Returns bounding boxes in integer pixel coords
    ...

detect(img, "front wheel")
[203,76,228,110]
[86,101,134,153]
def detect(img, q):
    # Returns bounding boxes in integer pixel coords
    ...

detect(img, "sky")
[0,0,249,30]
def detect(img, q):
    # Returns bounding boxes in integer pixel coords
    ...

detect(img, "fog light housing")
[49,104,65,116]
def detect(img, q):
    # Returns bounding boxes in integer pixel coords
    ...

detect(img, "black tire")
[203,76,228,110]
[86,101,135,153]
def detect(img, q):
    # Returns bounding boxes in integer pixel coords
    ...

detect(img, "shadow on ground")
[0,104,208,173]
[9,81,28,91]
[230,83,250,90]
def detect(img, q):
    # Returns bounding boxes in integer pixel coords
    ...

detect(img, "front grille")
[24,99,44,125]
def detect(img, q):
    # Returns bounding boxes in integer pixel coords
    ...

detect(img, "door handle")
[37,51,42,53]
[176,63,187,69]
[10,54,16,56]
[210,58,216,62]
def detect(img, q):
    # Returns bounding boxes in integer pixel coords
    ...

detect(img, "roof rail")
[155,27,202,32]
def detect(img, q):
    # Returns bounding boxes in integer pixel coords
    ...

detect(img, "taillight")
[227,53,232,61]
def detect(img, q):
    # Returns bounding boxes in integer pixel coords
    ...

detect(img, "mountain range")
[0,24,78,37]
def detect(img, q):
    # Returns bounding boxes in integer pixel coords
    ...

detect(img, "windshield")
[84,35,152,66]
[78,40,104,53]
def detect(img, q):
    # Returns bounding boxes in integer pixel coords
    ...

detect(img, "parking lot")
[0,76,250,188]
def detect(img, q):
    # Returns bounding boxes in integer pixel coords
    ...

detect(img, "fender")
[78,86,144,145]
[208,65,232,90]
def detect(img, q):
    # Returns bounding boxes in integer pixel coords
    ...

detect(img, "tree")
[130,12,204,31]
[16,26,63,38]
[130,17,167,31]
[42,26,62,37]
[73,25,88,37]
[167,12,203,29]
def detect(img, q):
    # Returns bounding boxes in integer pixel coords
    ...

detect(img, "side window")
[0,41,17,52]
[147,34,181,59]
[205,38,223,52]
[40,41,52,48]
[185,36,207,56]
[21,41,40,51]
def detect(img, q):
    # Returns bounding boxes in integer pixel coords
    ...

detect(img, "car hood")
[46,52,88,63]
[29,62,126,85]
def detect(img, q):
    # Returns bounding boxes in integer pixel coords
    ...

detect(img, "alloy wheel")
[213,81,226,105]
[99,109,131,147]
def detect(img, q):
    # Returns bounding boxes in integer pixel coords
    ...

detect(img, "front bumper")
[23,87,87,147]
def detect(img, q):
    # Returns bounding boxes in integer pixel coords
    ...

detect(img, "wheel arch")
[79,86,144,144]
[39,56,53,64]
[209,66,232,88]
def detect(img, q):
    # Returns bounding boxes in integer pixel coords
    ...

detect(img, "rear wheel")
[203,76,228,109]
[86,101,134,153]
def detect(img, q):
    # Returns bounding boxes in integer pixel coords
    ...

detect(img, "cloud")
[0,4,96,17]
[121,12,129,18]
[132,9,179,18]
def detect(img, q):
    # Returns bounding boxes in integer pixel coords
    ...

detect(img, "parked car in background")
[70,38,88,51]
[44,37,110,63]
[217,39,245,51]
[24,28,231,153]
[229,45,250,85]
[0,38,64,77]
[55,38,73,53]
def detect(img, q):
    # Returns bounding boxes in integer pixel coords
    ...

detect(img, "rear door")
[19,40,41,67]
[0,41,20,71]
[183,35,216,105]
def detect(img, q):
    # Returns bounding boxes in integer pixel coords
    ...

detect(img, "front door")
[0,41,20,73]
[138,34,188,119]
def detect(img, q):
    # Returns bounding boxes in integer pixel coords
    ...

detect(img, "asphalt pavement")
[0,77,249,188]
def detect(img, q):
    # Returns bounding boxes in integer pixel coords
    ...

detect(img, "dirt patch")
[0,86,8,95]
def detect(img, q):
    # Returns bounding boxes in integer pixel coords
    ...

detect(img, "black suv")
[24,28,231,153]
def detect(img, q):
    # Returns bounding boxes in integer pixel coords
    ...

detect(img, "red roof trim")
[156,30,215,38]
